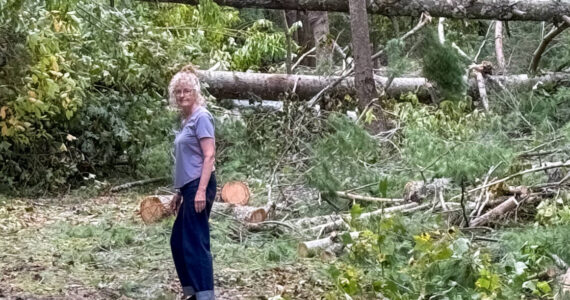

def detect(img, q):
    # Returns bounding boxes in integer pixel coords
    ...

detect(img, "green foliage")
[0,0,291,192]
[421,30,468,100]
[499,225,570,265]
[326,213,570,299]
[306,113,384,194]
[494,87,570,134]
[397,101,515,182]
[232,19,288,71]
[385,38,411,78]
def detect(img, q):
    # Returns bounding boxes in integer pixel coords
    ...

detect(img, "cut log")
[140,195,171,224]
[221,181,250,205]
[138,195,272,224]
[195,70,570,101]
[141,0,570,22]
[298,232,359,257]
[470,195,531,227]
[216,201,275,223]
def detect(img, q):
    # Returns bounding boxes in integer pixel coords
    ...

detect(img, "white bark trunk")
[195,70,570,101]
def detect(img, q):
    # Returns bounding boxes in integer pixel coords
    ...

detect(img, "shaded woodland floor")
[0,194,331,300]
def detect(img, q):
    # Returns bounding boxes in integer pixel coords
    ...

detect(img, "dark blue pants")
[171,174,217,300]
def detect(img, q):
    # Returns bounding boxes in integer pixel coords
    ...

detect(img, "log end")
[245,208,267,223]
[140,196,171,224]
[297,242,313,258]
[221,181,250,205]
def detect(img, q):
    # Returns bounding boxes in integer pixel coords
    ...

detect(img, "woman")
[168,66,217,300]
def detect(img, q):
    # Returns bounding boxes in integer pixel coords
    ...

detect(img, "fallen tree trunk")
[298,232,360,257]
[139,195,274,223]
[196,70,570,101]
[141,0,570,22]
[306,202,423,235]
[110,177,169,192]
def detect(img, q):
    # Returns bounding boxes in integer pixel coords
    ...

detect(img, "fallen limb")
[452,161,570,201]
[306,202,420,235]
[530,20,570,73]
[470,195,531,227]
[335,191,404,203]
[110,177,169,192]
[298,232,359,257]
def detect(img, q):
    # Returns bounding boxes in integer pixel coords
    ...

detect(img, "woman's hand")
[195,190,206,213]
[171,193,182,215]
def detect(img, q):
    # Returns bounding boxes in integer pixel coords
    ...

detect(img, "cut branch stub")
[221,181,250,205]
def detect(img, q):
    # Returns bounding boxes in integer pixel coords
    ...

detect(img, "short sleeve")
[195,112,215,139]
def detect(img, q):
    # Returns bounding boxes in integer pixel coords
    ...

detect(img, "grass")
[0,193,325,299]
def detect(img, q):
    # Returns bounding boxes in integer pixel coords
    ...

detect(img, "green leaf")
[340,232,354,245]
[378,178,388,197]
[350,204,363,219]
[536,281,551,294]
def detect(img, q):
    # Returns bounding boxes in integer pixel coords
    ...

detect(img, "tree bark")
[529,22,569,73]
[349,0,387,130]
[195,70,570,101]
[139,195,274,224]
[470,196,527,227]
[495,21,506,74]
[308,11,332,72]
[141,0,570,22]
[286,10,315,66]
[298,232,360,257]
[349,0,375,110]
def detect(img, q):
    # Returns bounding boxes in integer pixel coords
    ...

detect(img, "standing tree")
[349,0,386,130]
[308,11,333,72]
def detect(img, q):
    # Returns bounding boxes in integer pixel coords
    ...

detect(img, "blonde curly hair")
[168,64,205,107]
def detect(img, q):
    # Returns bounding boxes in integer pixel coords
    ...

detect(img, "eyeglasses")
[174,88,198,96]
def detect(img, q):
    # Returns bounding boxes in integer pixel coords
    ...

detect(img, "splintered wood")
[221,181,250,205]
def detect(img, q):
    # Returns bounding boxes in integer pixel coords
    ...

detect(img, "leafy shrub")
[306,113,384,194]
[0,0,290,192]
[397,101,516,183]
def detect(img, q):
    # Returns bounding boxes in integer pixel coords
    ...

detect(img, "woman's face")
[174,79,198,109]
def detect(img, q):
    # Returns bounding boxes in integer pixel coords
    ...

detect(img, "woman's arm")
[194,137,215,213]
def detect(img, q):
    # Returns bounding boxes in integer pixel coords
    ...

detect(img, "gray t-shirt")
[173,107,215,189]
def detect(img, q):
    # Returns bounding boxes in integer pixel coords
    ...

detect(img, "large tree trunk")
[349,0,376,110]
[142,0,570,22]
[285,11,316,66]
[195,70,570,101]
[308,11,332,72]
